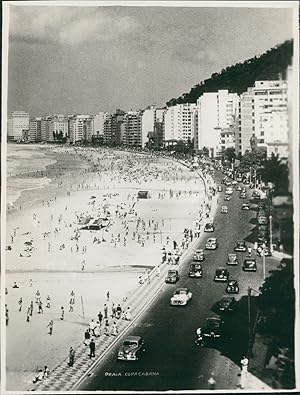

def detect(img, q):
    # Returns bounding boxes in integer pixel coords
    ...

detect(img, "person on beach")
[60,306,65,320]
[70,290,75,305]
[29,279,33,287]
[35,290,41,303]
[69,299,74,312]
[47,320,54,335]
[33,369,44,383]
[26,307,31,322]
[38,300,43,314]
[97,311,103,325]
[89,319,97,336]
[46,295,51,308]
[81,260,86,271]
[30,301,34,316]
[68,347,75,367]
[43,366,50,379]
[18,297,23,312]
[89,339,96,358]
[125,307,132,321]
[106,291,110,301]
[116,304,122,319]
[12,282,19,288]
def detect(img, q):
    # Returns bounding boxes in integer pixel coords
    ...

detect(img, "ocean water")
[6,144,57,207]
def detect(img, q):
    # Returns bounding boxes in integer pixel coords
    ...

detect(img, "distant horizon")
[5,3,294,117]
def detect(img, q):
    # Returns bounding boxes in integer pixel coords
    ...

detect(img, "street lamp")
[262,243,266,280]
[247,286,261,358]
[269,215,273,253]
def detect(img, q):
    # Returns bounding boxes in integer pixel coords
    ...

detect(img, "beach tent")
[137,190,151,199]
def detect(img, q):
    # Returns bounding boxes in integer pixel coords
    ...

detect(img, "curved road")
[79,169,267,391]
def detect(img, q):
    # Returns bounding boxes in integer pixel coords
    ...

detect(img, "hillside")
[166,40,293,107]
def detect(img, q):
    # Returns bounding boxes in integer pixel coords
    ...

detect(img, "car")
[258,216,268,225]
[244,179,250,185]
[242,203,250,210]
[232,180,238,186]
[189,262,203,278]
[214,267,229,282]
[224,195,231,201]
[239,193,247,199]
[203,317,223,338]
[193,249,205,262]
[204,223,215,232]
[221,205,228,214]
[226,280,239,294]
[243,258,257,272]
[170,288,192,306]
[117,336,145,361]
[227,253,238,266]
[234,240,247,252]
[236,185,242,191]
[225,187,233,195]
[225,180,232,186]
[205,238,218,250]
[216,295,237,312]
[236,176,243,182]
[165,269,179,284]
[217,186,223,192]
[252,191,261,198]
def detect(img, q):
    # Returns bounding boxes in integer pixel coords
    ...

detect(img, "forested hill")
[166,40,293,107]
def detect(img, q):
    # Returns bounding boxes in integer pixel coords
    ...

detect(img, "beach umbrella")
[90,196,96,199]
[24,241,33,245]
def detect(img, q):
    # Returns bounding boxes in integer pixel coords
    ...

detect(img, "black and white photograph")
[1,1,299,393]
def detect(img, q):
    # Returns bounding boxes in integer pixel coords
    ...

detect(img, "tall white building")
[196,90,239,157]
[239,88,255,155]
[8,111,30,141]
[141,106,156,148]
[164,103,196,142]
[50,114,69,141]
[93,112,108,139]
[252,80,288,157]
[68,115,93,144]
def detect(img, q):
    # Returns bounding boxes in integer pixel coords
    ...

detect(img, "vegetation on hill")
[166,40,293,107]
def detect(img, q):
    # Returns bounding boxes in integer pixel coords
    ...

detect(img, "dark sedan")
[203,317,223,338]
[117,336,145,361]
[216,296,236,312]
[242,259,257,272]
[204,223,215,233]
[226,280,239,294]
[214,267,229,282]
[234,240,247,252]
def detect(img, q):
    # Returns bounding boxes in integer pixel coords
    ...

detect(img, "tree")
[202,147,209,157]
[239,149,266,172]
[222,147,236,164]
[261,153,289,196]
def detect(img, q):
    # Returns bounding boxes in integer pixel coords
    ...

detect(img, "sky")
[5,3,295,117]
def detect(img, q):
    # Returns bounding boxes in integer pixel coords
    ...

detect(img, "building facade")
[196,90,239,157]
[123,111,142,147]
[103,109,126,146]
[8,111,30,141]
[164,103,196,143]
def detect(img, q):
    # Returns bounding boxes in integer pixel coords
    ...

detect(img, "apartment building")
[29,117,42,142]
[68,115,93,144]
[164,103,196,143]
[123,111,142,147]
[93,112,108,140]
[8,111,30,141]
[103,109,126,146]
[196,90,239,157]
[239,80,289,158]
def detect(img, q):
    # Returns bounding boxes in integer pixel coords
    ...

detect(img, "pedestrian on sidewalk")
[60,306,65,320]
[116,304,122,319]
[240,355,249,389]
[84,329,91,345]
[111,321,118,336]
[98,311,103,325]
[43,366,50,379]
[104,304,108,319]
[89,339,96,358]
[94,321,101,337]
[6,305,9,326]
[89,319,97,336]
[104,319,109,335]
[111,303,116,318]
[208,372,216,389]
[68,347,75,366]
[47,320,54,335]
[125,307,132,321]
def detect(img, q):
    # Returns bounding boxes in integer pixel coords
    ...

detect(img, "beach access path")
[5,147,206,391]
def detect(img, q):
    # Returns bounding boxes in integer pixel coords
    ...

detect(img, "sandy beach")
[5,145,206,390]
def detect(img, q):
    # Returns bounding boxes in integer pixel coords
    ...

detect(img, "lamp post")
[262,243,266,280]
[269,215,273,253]
[247,286,261,358]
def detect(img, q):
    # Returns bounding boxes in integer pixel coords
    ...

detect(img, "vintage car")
[234,240,247,252]
[217,186,223,192]
[221,206,228,214]
[170,288,192,306]
[202,317,223,338]
[205,238,218,250]
[239,192,247,199]
[214,267,229,282]
[242,203,250,210]
[189,262,203,278]
[165,269,179,284]
[193,249,205,262]
[117,336,145,361]
[252,191,261,199]
[216,296,236,312]
[224,195,231,201]
[204,223,215,233]
[226,279,239,294]
[227,253,238,266]
[242,258,257,272]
